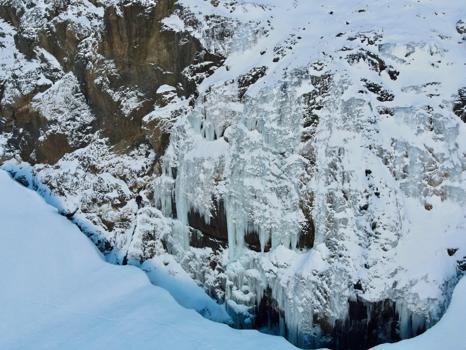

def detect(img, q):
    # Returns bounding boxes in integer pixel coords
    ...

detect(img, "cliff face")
[1,1,466,349]
[0,0,223,163]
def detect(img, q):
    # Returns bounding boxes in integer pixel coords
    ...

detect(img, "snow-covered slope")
[0,169,296,350]
[0,0,465,348]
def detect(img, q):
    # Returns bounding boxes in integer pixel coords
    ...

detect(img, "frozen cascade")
[149,68,321,339]
[223,80,306,257]
[395,303,427,340]
[153,74,309,258]
[151,62,466,347]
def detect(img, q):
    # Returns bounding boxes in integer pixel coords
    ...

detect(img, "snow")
[142,254,231,323]
[0,170,297,350]
[157,84,177,94]
[162,14,186,32]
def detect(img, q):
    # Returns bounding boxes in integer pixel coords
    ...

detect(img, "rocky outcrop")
[453,88,466,122]
[0,0,222,162]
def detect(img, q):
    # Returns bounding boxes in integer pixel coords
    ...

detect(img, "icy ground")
[0,170,295,350]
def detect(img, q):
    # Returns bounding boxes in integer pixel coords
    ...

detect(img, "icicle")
[259,230,267,253]
[395,302,427,339]
[172,220,189,250]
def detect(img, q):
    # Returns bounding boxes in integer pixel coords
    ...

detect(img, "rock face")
[1,1,466,350]
[0,0,221,163]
